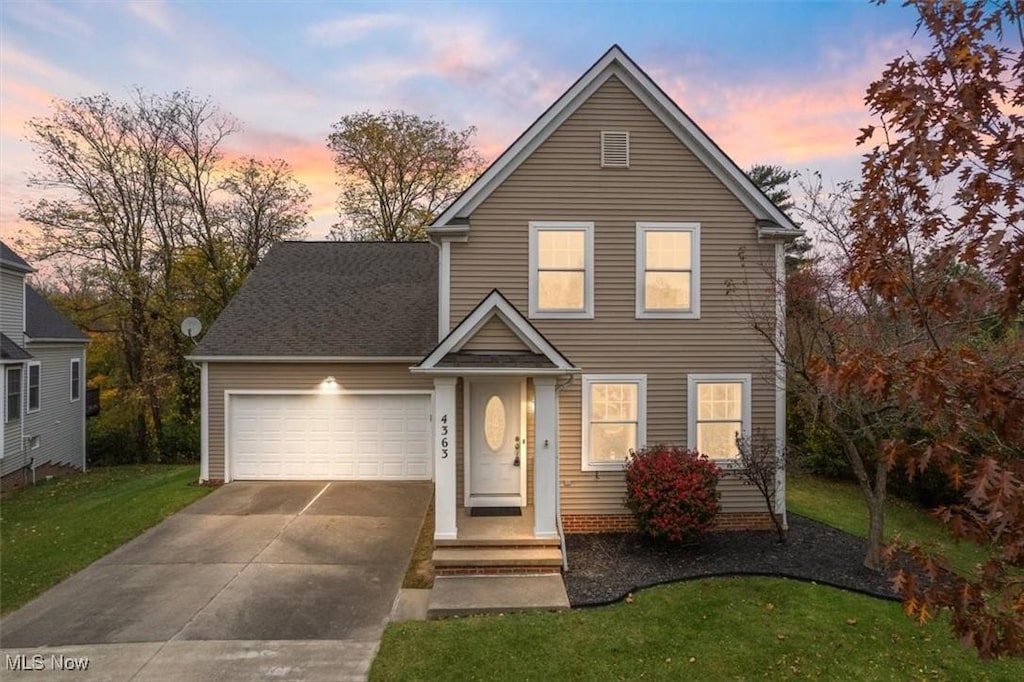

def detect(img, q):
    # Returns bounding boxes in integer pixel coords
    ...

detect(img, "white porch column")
[433,377,458,540]
[533,376,559,538]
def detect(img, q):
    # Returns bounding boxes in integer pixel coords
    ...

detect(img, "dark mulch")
[564,514,904,607]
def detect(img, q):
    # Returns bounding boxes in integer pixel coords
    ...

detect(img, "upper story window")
[687,373,751,462]
[528,222,594,319]
[70,358,81,402]
[27,362,40,413]
[582,374,647,472]
[636,222,700,319]
[6,366,22,423]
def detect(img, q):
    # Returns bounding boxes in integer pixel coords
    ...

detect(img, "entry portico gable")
[413,289,578,541]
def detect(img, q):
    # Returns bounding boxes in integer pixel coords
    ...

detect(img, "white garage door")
[229,393,432,480]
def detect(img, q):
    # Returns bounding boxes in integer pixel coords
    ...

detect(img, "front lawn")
[372,577,1023,680]
[787,472,995,575]
[0,465,211,614]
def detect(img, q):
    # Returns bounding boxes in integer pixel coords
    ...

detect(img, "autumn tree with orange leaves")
[850,0,1023,658]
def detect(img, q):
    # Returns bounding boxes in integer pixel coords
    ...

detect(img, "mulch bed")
[564,513,904,607]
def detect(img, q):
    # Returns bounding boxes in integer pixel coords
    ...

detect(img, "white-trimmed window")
[582,374,646,471]
[636,222,700,319]
[529,222,594,319]
[6,366,22,423]
[687,374,751,461]
[27,362,41,413]
[70,359,81,402]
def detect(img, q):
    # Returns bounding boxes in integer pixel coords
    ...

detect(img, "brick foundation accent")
[1,462,81,496]
[561,512,776,534]
[712,512,776,531]
[561,514,637,533]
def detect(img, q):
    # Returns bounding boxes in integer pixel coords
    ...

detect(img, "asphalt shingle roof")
[25,286,89,342]
[194,241,438,358]
[0,241,33,273]
[1,333,32,361]
[437,351,556,368]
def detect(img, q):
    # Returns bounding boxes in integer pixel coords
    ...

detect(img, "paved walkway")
[1,481,432,681]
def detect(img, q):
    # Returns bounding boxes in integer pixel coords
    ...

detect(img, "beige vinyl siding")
[1,270,25,342]
[206,363,432,481]
[460,316,530,352]
[449,75,778,516]
[14,344,87,476]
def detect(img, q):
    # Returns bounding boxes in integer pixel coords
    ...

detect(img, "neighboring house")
[190,46,801,575]
[1,242,90,491]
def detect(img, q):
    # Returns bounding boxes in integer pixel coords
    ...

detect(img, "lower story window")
[582,374,646,471]
[687,374,752,461]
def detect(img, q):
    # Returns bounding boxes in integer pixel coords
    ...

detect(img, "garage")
[228,393,432,481]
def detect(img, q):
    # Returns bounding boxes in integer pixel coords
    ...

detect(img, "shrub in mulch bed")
[624,445,721,543]
[563,514,914,607]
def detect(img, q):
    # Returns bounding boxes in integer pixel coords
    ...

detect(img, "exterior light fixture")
[321,376,338,391]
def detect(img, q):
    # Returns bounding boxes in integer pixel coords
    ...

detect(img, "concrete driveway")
[0,481,432,681]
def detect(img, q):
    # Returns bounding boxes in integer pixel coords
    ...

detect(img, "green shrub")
[624,445,721,543]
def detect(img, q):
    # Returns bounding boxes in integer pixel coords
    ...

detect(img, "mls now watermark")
[6,654,91,671]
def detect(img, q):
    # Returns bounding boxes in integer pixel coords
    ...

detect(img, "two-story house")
[1,242,90,491]
[190,46,801,582]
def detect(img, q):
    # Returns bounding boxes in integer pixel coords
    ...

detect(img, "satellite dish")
[180,317,203,340]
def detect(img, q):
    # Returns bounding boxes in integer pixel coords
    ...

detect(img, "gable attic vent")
[601,131,630,168]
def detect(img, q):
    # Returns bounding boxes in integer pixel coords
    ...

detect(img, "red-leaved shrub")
[624,445,721,543]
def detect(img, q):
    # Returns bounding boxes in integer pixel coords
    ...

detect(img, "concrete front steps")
[427,537,569,617]
[427,575,570,618]
[432,545,563,573]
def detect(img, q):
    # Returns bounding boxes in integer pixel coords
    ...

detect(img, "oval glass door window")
[484,395,506,451]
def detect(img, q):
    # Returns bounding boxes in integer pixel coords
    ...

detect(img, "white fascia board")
[184,356,423,363]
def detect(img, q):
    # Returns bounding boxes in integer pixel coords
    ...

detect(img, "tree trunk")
[864,493,886,570]
[863,461,888,571]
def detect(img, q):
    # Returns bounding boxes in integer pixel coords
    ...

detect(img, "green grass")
[372,577,1023,681]
[0,465,211,614]
[787,472,994,575]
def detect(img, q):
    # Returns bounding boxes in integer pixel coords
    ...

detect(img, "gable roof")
[1,241,34,273]
[1,333,32,361]
[430,45,801,237]
[192,241,438,359]
[25,286,89,342]
[414,289,576,374]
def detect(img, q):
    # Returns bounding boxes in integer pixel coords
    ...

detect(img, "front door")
[468,379,524,506]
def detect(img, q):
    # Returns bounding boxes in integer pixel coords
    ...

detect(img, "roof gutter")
[757,221,806,241]
[184,355,423,363]
[25,337,91,344]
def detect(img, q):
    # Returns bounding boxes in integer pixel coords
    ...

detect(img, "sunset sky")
[1,0,925,241]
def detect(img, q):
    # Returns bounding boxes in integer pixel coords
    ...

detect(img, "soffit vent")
[601,131,630,168]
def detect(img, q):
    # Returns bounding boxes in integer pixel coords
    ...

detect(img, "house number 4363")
[440,414,449,458]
